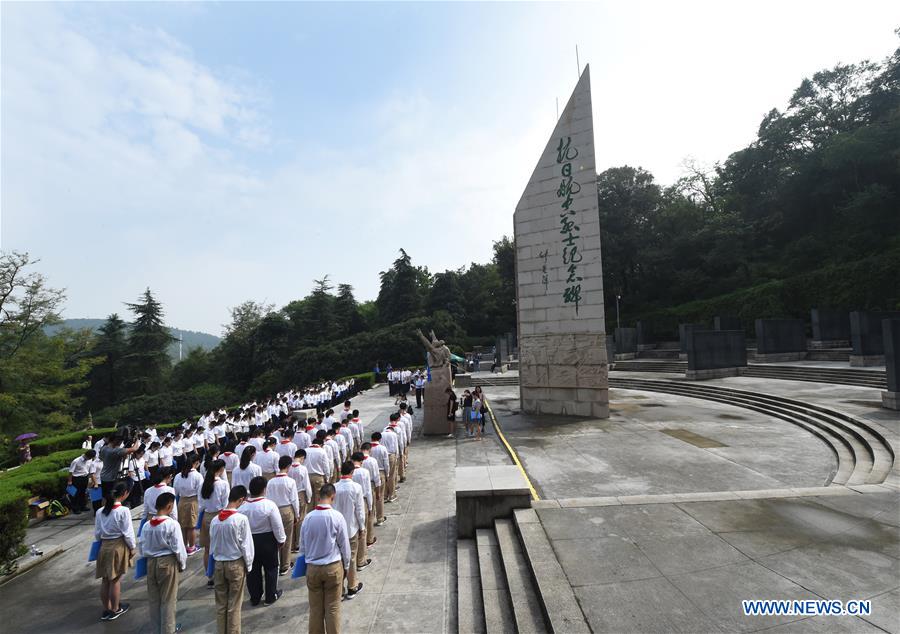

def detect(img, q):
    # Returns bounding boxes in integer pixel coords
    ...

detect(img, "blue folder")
[206,555,215,578]
[195,509,205,531]
[89,487,103,502]
[134,556,147,580]
[291,555,307,579]
[66,485,77,497]
[137,516,148,537]
[88,540,101,562]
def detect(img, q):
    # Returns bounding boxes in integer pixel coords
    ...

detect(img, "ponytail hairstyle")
[201,459,226,499]
[240,445,256,470]
[102,481,130,516]
[181,454,200,479]
[204,445,221,472]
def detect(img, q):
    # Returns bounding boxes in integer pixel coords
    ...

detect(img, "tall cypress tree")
[123,288,173,397]
[84,313,128,410]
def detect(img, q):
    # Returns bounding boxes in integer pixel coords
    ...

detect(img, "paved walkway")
[0,385,464,634]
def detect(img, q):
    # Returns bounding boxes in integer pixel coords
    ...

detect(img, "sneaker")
[175,625,183,633]
[263,589,284,606]
[100,610,113,621]
[279,569,288,576]
[446,434,454,438]
[186,546,198,556]
[357,559,372,571]
[107,603,130,621]
[389,496,398,503]
[207,579,215,588]
[367,536,378,546]
[345,583,363,599]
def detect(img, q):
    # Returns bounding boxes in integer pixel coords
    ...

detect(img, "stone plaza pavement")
[488,374,900,633]
[0,386,472,634]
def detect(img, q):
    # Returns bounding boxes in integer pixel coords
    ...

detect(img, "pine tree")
[123,288,173,396]
[84,313,128,410]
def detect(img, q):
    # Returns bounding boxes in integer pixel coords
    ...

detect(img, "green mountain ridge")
[45,318,221,361]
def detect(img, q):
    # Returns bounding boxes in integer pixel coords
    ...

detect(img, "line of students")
[93,400,415,634]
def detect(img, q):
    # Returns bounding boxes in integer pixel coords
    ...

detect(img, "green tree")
[123,288,173,397]
[376,249,428,325]
[334,284,364,337]
[84,313,128,411]
[218,300,269,395]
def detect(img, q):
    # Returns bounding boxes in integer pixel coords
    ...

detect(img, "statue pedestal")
[421,366,452,435]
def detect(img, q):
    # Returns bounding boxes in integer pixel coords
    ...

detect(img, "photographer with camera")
[99,430,141,499]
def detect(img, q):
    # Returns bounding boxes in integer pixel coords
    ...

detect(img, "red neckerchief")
[314,505,331,511]
[306,425,315,431]
[224,452,233,456]
[371,442,379,446]
[112,503,122,509]
[149,516,168,527]
[246,497,264,503]
[340,475,352,480]
[275,473,287,478]
[263,448,271,453]
[154,483,166,488]
[280,439,291,444]
[291,463,300,468]
[218,509,238,522]
[351,418,360,423]
[341,423,349,427]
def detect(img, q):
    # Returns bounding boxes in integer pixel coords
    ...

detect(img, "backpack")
[48,499,69,518]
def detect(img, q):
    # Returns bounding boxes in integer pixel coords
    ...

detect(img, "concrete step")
[458,539,486,634]
[476,529,516,634]
[608,378,894,486]
[637,349,682,359]
[494,519,548,633]
[513,509,591,633]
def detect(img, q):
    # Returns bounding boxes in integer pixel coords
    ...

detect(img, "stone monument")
[415,329,453,434]
[514,66,609,418]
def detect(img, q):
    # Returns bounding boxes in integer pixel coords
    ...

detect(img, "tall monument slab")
[514,66,609,419]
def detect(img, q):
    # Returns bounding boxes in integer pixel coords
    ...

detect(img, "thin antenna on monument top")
[576,44,581,77]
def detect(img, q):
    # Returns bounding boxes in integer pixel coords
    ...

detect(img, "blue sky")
[2,1,898,335]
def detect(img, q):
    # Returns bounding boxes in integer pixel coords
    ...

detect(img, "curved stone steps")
[609,378,894,486]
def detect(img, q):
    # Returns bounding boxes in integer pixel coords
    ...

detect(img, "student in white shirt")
[139,491,187,634]
[360,443,383,542]
[126,448,147,510]
[267,455,300,575]
[350,451,375,557]
[171,433,185,471]
[159,437,175,469]
[146,442,161,480]
[221,448,239,486]
[239,477,285,606]
[276,433,297,460]
[288,449,313,552]
[300,483,351,633]
[334,461,366,597]
[232,446,262,492]
[210,486,253,634]
[199,459,229,589]
[255,438,279,480]
[173,456,203,555]
[369,433,389,525]
[143,469,178,527]
[95,482,136,622]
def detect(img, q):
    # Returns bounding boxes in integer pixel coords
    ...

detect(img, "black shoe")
[357,559,372,571]
[107,603,130,621]
[100,610,113,622]
[345,583,363,599]
[263,589,283,606]
[250,600,260,607]
[207,579,215,588]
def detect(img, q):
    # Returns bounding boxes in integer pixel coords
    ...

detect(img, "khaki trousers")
[293,492,308,550]
[309,474,325,511]
[398,447,406,481]
[147,554,179,634]
[278,505,296,573]
[365,497,375,545]
[357,523,368,565]
[386,455,398,500]
[376,475,386,521]
[307,561,343,634]
[347,532,359,590]
[214,558,246,634]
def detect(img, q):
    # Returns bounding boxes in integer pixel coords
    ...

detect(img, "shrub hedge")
[629,248,900,339]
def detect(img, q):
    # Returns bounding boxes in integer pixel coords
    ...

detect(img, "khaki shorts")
[95,537,131,579]
[177,496,198,529]
[199,509,216,547]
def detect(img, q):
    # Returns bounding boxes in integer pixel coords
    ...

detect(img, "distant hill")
[45,318,221,362]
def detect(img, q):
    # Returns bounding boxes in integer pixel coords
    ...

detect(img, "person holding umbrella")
[16,433,36,465]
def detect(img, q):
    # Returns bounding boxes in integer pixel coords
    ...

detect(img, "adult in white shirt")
[300,483,351,632]
[210,487,254,634]
[267,456,300,575]
[67,449,96,514]
[94,482,136,621]
[139,491,187,634]
[239,477,285,606]
[232,447,263,493]
[334,462,367,596]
